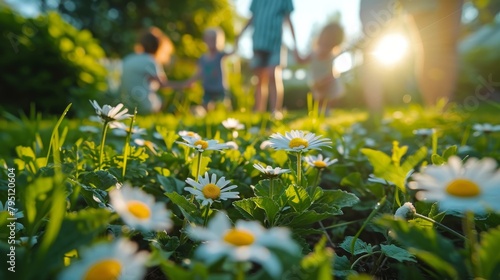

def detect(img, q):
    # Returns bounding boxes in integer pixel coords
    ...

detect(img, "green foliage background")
[0,7,108,116]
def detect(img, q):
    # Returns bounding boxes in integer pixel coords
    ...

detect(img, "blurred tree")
[26,0,237,60]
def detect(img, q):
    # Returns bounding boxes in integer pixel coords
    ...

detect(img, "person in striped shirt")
[236,0,298,119]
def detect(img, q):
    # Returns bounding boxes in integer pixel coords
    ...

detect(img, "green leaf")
[380,244,416,263]
[377,216,468,279]
[80,170,118,191]
[252,197,280,225]
[233,198,265,221]
[285,185,312,213]
[431,154,446,165]
[339,236,372,255]
[362,146,427,193]
[317,190,360,209]
[478,226,500,280]
[333,254,357,278]
[442,145,457,160]
[165,192,202,224]
[158,175,186,194]
[301,236,334,280]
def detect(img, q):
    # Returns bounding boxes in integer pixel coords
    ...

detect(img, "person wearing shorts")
[236,0,298,117]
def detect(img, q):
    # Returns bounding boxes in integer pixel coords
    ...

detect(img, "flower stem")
[463,211,482,278]
[203,205,211,227]
[195,151,203,181]
[414,213,466,241]
[98,121,109,169]
[270,178,274,198]
[235,262,245,280]
[296,152,303,187]
[314,169,322,187]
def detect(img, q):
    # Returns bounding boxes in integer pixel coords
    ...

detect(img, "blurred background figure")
[119,26,181,115]
[295,22,345,115]
[359,0,464,118]
[236,0,298,119]
[184,27,235,113]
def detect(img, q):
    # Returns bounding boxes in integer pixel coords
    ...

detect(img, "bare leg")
[254,67,269,112]
[407,0,463,106]
[269,66,284,113]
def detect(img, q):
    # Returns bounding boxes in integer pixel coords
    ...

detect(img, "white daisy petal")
[109,184,172,231]
[413,156,500,214]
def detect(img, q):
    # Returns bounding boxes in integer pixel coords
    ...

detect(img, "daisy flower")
[411,156,500,214]
[178,130,201,140]
[89,100,132,123]
[109,184,172,231]
[269,130,332,153]
[185,173,239,206]
[187,212,300,278]
[176,136,229,153]
[472,123,500,136]
[222,118,245,130]
[225,141,239,150]
[304,154,338,169]
[394,202,416,220]
[58,238,149,280]
[412,128,435,137]
[259,140,273,150]
[253,163,290,178]
[109,122,147,137]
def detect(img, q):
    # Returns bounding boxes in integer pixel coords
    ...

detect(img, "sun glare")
[372,34,409,65]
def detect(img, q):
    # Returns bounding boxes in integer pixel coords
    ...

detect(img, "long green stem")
[270,178,274,198]
[463,211,482,278]
[122,109,137,180]
[415,213,466,241]
[236,262,245,280]
[296,152,303,187]
[314,169,322,187]
[98,121,109,169]
[351,196,386,258]
[203,205,211,227]
[195,151,203,181]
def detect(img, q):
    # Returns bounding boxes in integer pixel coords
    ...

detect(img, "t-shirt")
[119,53,165,114]
[250,0,294,52]
[199,51,227,93]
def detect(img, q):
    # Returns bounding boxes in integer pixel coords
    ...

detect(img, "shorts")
[250,47,286,69]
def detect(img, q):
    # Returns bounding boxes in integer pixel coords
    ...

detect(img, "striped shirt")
[250,0,294,52]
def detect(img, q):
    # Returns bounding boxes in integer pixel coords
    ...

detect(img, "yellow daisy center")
[289,137,309,149]
[194,140,208,149]
[313,160,327,168]
[445,179,481,197]
[202,183,221,199]
[84,259,122,280]
[223,229,255,246]
[187,132,196,136]
[127,201,151,219]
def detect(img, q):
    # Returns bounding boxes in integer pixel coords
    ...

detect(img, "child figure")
[119,27,181,115]
[185,27,234,112]
[295,22,345,113]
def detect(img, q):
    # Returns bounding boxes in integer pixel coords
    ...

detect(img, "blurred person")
[295,22,345,115]
[184,27,235,113]
[119,26,182,115]
[236,0,298,119]
[359,0,464,117]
